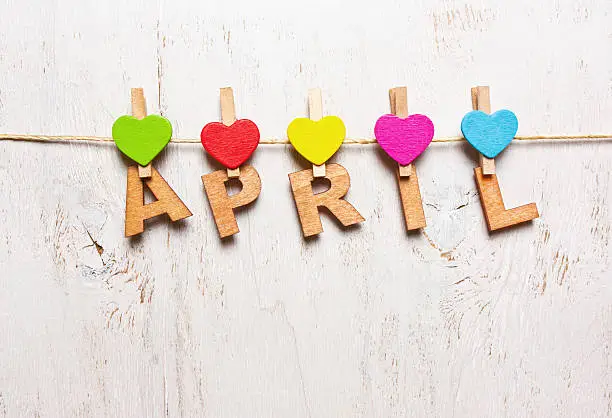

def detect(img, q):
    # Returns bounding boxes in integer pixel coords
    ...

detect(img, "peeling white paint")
[0,0,611,416]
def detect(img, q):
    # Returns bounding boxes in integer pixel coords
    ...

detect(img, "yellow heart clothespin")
[287,88,346,176]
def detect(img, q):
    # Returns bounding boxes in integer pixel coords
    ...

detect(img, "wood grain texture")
[130,87,147,120]
[390,87,413,175]
[398,164,413,177]
[474,166,539,231]
[308,88,323,121]
[389,87,426,229]
[309,88,325,177]
[289,163,365,237]
[397,166,427,230]
[470,87,539,231]
[312,164,326,178]
[131,88,153,178]
[471,86,496,175]
[226,167,240,178]
[125,165,193,236]
[390,86,409,118]
[202,165,262,238]
[0,0,612,416]
[220,87,236,127]
[219,87,244,179]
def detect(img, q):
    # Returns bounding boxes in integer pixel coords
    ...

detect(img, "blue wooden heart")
[461,110,518,158]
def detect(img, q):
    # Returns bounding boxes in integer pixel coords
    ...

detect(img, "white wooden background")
[1,0,611,416]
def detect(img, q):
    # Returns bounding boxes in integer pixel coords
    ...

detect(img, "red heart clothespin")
[200,87,260,175]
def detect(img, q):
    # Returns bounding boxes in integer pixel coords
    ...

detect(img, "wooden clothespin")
[201,87,260,174]
[130,88,152,178]
[471,86,495,175]
[200,87,262,238]
[374,86,433,231]
[287,88,345,179]
[308,88,326,178]
[220,87,240,178]
[389,87,414,177]
[462,85,539,231]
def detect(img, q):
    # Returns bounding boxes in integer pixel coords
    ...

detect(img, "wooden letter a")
[474,167,539,231]
[202,165,262,238]
[125,166,193,237]
[289,163,365,237]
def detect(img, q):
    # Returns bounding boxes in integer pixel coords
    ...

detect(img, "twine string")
[0,133,611,145]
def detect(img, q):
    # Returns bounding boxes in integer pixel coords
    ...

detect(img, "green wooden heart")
[112,115,172,165]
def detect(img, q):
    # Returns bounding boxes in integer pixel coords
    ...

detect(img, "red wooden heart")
[200,119,260,169]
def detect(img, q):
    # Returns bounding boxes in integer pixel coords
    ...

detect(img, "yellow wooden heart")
[287,116,346,165]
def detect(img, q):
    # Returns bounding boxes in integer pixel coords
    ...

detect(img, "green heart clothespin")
[112,88,172,177]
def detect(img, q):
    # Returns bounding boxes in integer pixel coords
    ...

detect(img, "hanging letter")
[288,163,365,237]
[474,167,539,231]
[202,165,262,238]
[397,168,426,230]
[125,166,193,237]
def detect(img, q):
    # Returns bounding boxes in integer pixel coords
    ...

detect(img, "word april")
[114,86,538,239]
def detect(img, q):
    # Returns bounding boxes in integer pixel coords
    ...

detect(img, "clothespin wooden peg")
[389,87,414,177]
[471,86,496,175]
[200,87,262,238]
[461,85,539,231]
[287,88,345,181]
[374,86,434,231]
[130,88,152,178]
[112,88,191,236]
[308,88,326,177]
[220,87,240,178]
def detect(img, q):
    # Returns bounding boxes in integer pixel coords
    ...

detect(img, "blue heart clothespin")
[461,110,518,158]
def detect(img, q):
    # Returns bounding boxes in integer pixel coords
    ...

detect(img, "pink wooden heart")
[374,114,434,165]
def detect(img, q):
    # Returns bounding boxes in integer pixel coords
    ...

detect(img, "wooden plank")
[0,1,611,417]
